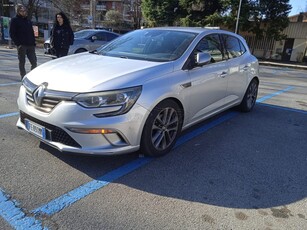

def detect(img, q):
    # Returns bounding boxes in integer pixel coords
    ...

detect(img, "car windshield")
[74,30,95,39]
[96,29,197,62]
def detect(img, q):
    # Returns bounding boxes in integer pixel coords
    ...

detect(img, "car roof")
[142,27,245,41]
[76,29,119,34]
[143,27,220,34]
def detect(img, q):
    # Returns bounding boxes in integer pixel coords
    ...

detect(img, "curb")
[259,61,307,70]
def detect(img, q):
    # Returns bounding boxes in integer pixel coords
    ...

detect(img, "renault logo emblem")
[33,82,48,106]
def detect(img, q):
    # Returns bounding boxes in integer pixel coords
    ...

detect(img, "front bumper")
[17,85,149,155]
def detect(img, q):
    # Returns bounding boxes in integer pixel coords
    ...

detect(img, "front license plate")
[25,119,46,139]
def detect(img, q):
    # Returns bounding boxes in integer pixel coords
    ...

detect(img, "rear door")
[90,31,109,50]
[221,34,250,105]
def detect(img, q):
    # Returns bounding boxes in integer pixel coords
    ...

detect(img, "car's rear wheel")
[75,48,87,53]
[140,100,183,157]
[239,78,259,112]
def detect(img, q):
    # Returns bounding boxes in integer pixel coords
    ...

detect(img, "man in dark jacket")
[9,4,37,79]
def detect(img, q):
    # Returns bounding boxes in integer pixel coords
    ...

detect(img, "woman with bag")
[50,12,74,58]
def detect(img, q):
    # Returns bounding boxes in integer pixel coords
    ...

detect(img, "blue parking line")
[31,112,240,218]
[0,85,297,229]
[256,86,294,103]
[0,188,47,230]
[32,157,152,216]
[175,111,239,147]
[0,112,19,119]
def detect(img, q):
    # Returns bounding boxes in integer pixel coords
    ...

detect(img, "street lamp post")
[235,0,243,34]
[90,0,96,28]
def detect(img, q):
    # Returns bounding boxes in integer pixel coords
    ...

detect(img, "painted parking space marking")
[32,158,152,216]
[0,189,47,230]
[175,111,239,147]
[0,86,299,229]
[32,112,240,218]
[0,112,19,119]
[256,86,294,103]
[29,86,298,219]
[0,83,20,87]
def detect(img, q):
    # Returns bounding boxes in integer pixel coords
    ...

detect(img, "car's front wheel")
[140,100,183,157]
[239,78,259,112]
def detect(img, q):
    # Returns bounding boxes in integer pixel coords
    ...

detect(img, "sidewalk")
[0,44,45,56]
[259,60,307,70]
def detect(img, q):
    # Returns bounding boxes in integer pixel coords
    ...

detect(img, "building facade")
[243,12,307,62]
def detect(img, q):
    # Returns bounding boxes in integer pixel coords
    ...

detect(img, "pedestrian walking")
[50,12,74,58]
[9,4,37,80]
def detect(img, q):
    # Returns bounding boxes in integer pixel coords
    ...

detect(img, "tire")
[140,100,183,157]
[239,78,259,112]
[75,48,87,53]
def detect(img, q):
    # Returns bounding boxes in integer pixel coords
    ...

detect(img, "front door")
[187,34,228,124]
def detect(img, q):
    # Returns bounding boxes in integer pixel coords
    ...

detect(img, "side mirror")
[196,52,211,66]
[91,36,97,41]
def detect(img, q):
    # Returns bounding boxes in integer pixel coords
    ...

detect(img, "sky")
[289,0,307,16]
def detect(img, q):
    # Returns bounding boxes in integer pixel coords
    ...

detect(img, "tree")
[178,0,224,26]
[130,0,142,29]
[141,0,179,26]
[47,0,83,20]
[104,10,124,31]
[19,0,41,21]
[248,0,291,56]
[208,0,291,57]
[141,0,226,27]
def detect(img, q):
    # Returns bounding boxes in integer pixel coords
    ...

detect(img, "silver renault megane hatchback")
[17,27,259,157]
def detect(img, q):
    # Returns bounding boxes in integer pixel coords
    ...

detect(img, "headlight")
[73,86,142,117]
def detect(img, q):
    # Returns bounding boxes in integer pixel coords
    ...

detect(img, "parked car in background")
[44,29,119,56]
[18,27,259,157]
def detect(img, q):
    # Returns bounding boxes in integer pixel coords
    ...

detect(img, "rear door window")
[95,32,107,41]
[222,34,246,59]
[106,33,118,41]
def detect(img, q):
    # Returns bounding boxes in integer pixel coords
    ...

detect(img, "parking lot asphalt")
[0,45,306,230]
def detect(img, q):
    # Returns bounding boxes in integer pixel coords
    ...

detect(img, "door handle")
[242,65,249,71]
[181,82,191,88]
[220,72,227,78]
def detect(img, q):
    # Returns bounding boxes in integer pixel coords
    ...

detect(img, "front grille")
[23,78,76,113]
[25,88,61,112]
[20,111,81,148]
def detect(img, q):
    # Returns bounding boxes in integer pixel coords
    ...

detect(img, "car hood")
[26,53,174,92]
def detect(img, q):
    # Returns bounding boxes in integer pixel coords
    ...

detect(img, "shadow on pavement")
[40,105,307,209]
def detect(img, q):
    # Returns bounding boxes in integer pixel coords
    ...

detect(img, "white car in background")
[18,27,259,157]
[44,29,119,56]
